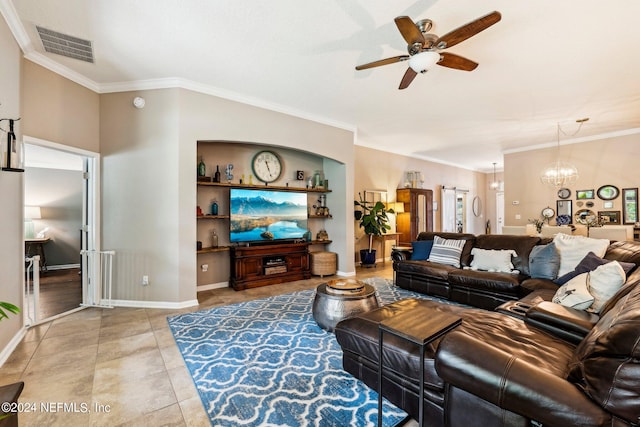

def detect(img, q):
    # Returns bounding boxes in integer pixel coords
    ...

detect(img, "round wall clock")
[251,150,282,183]
[597,185,619,200]
[557,188,571,199]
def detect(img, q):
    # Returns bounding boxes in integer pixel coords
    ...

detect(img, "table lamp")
[24,206,41,239]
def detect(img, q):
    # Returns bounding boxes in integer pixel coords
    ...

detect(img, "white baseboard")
[46,264,81,271]
[0,327,26,367]
[109,299,199,309]
[197,281,229,292]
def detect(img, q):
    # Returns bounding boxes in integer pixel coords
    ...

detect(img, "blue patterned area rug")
[168,278,431,427]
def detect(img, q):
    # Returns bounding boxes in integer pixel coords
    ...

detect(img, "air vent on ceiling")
[36,25,94,63]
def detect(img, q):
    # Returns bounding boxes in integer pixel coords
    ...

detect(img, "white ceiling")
[5,0,640,172]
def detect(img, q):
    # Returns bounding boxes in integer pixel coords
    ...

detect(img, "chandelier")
[539,119,588,187]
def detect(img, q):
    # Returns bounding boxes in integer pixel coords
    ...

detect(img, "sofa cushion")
[568,281,640,424]
[428,236,466,268]
[395,260,460,281]
[473,234,541,276]
[552,273,594,310]
[586,261,626,313]
[555,251,635,285]
[411,240,433,261]
[553,234,609,277]
[417,232,476,267]
[448,269,525,296]
[469,248,516,273]
[529,243,560,279]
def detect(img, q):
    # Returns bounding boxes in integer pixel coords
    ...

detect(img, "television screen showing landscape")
[230,189,308,243]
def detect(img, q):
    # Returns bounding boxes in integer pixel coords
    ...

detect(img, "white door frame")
[23,135,101,319]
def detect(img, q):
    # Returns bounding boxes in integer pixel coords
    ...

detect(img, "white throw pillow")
[470,248,516,272]
[552,273,594,310]
[587,261,625,313]
[552,234,609,277]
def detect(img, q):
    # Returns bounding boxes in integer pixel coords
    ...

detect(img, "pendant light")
[490,162,500,190]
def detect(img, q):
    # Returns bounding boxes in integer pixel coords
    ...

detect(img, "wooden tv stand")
[230,242,311,290]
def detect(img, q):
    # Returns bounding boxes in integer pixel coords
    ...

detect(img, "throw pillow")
[552,234,609,277]
[587,261,626,313]
[428,236,466,268]
[555,251,635,285]
[529,243,560,280]
[469,248,516,272]
[552,273,594,310]
[410,240,434,261]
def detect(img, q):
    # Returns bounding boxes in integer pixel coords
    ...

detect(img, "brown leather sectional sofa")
[335,232,640,426]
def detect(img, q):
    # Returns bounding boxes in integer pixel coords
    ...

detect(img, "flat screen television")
[229,188,308,243]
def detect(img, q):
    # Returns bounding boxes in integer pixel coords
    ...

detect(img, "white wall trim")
[0,327,26,367]
[46,263,80,271]
[197,281,228,292]
[110,299,199,310]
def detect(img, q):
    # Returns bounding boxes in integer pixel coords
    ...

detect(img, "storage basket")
[310,251,337,277]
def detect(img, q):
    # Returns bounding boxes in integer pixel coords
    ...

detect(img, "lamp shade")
[408,51,441,73]
[24,206,41,220]
[392,202,405,214]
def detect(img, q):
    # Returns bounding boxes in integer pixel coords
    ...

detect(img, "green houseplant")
[354,193,394,266]
[0,302,19,321]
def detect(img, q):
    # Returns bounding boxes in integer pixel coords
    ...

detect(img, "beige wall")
[504,133,640,230]
[100,88,354,303]
[0,15,24,358]
[21,61,99,152]
[354,146,488,258]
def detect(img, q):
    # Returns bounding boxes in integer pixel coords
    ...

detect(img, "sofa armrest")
[391,248,411,262]
[435,332,607,426]
[524,301,598,344]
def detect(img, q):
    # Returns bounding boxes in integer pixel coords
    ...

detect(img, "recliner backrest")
[568,282,640,424]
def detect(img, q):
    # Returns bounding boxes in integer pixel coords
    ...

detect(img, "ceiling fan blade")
[355,55,409,70]
[437,52,478,71]
[436,11,501,49]
[394,16,425,46]
[398,68,418,90]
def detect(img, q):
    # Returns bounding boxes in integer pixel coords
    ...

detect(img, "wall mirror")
[556,200,572,222]
[622,187,638,224]
[575,208,597,225]
[472,196,482,217]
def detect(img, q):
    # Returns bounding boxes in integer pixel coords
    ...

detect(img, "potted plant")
[354,193,394,266]
[0,302,19,321]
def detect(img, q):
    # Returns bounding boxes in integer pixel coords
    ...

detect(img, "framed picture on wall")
[622,188,638,224]
[598,210,621,225]
[576,189,594,200]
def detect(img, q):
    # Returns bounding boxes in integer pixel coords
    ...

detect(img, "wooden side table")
[378,304,461,427]
[25,237,51,272]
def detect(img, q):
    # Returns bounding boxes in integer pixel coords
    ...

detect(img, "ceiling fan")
[355,11,501,89]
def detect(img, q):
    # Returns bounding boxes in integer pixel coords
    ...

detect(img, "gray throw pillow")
[529,243,560,280]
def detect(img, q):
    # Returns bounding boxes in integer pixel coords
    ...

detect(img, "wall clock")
[251,150,282,183]
[557,188,571,199]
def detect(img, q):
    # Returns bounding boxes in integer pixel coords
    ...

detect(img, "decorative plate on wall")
[597,185,619,200]
[557,188,571,199]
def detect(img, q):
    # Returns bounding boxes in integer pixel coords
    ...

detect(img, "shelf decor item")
[198,156,206,177]
[1,118,24,172]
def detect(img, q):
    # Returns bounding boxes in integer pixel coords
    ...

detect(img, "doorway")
[495,192,505,234]
[23,137,100,324]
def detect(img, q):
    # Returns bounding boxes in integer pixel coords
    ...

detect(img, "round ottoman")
[312,278,379,332]
[310,251,337,277]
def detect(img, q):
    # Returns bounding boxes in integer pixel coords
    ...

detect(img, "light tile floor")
[0,264,398,426]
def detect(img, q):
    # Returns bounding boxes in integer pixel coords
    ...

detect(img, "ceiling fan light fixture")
[408,51,441,73]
